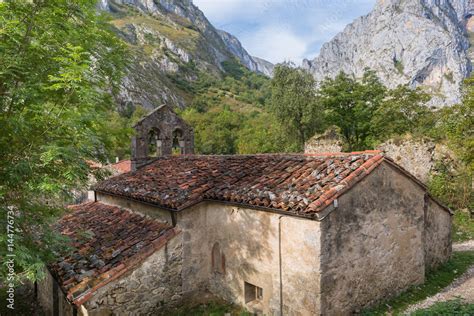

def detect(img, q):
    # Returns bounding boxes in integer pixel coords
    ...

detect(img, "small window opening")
[172,129,184,155]
[244,282,263,304]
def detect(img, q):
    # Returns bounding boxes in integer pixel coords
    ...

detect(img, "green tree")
[372,85,432,142]
[433,78,474,170]
[237,111,296,154]
[181,106,242,154]
[319,70,386,151]
[269,64,323,150]
[0,0,127,281]
[427,77,474,212]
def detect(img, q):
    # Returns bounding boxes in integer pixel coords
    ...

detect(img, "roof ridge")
[148,151,383,160]
[304,150,383,157]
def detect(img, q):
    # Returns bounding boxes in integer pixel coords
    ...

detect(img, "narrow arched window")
[211,242,225,274]
[147,129,162,157]
[172,129,184,155]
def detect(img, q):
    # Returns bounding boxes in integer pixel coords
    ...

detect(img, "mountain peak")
[303,0,474,107]
[100,0,273,109]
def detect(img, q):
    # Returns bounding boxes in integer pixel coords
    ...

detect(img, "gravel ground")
[403,241,474,314]
[453,240,474,252]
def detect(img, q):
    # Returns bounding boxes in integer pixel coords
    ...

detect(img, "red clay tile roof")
[49,202,178,306]
[94,151,386,217]
[111,159,131,173]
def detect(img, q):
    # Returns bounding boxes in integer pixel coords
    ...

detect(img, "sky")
[193,0,376,64]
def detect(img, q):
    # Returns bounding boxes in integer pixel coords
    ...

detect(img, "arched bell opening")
[147,128,163,157]
[172,128,185,155]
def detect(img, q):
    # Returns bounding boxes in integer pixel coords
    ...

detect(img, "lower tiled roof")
[111,159,131,174]
[94,151,385,217]
[49,202,178,306]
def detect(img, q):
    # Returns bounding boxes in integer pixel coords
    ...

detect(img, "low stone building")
[39,150,452,315]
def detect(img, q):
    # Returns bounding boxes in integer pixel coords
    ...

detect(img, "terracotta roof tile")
[49,202,178,306]
[94,152,385,216]
[111,159,131,173]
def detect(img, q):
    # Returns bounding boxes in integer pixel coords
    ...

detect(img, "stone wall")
[37,269,75,316]
[177,202,322,315]
[424,197,452,270]
[320,162,427,314]
[304,128,343,154]
[83,233,183,315]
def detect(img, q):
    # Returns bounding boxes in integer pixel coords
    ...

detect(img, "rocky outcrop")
[378,137,438,183]
[101,0,273,109]
[303,0,474,107]
[378,137,456,183]
[304,131,455,183]
[252,56,275,77]
[217,30,274,77]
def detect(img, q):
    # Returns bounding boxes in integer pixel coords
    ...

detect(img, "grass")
[361,251,474,315]
[453,209,474,242]
[170,301,251,316]
[410,299,474,315]
[394,59,404,75]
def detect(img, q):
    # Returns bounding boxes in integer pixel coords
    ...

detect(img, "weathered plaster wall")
[96,192,172,223]
[320,162,426,314]
[424,198,452,270]
[38,269,75,316]
[177,203,321,315]
[83,233,183,316]
[280,216,321,315]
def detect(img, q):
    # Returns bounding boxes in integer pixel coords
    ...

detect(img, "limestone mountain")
[303,0,474,107]
[99,0,273,110]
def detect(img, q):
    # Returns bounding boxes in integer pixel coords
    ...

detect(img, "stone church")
[38,105,452,315]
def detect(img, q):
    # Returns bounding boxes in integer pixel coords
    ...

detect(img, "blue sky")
[193,0,376,64]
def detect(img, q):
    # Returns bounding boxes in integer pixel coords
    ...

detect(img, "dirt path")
[403,241,474,314]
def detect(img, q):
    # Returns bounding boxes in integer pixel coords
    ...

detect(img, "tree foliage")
[179,60,296,155]
[427,78,474,211]
[0,0,127,281]
[319,70,432,150]
[372,85,432,141]
[269,64,323,150]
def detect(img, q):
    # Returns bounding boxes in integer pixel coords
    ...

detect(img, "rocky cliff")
[100,0,273,110]
[217,30,274,77]
[303,0,474,107]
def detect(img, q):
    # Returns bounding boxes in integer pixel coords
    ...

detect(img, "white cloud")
[240,25,309,64]
[193,0,376,63]
[193,0,267,23]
